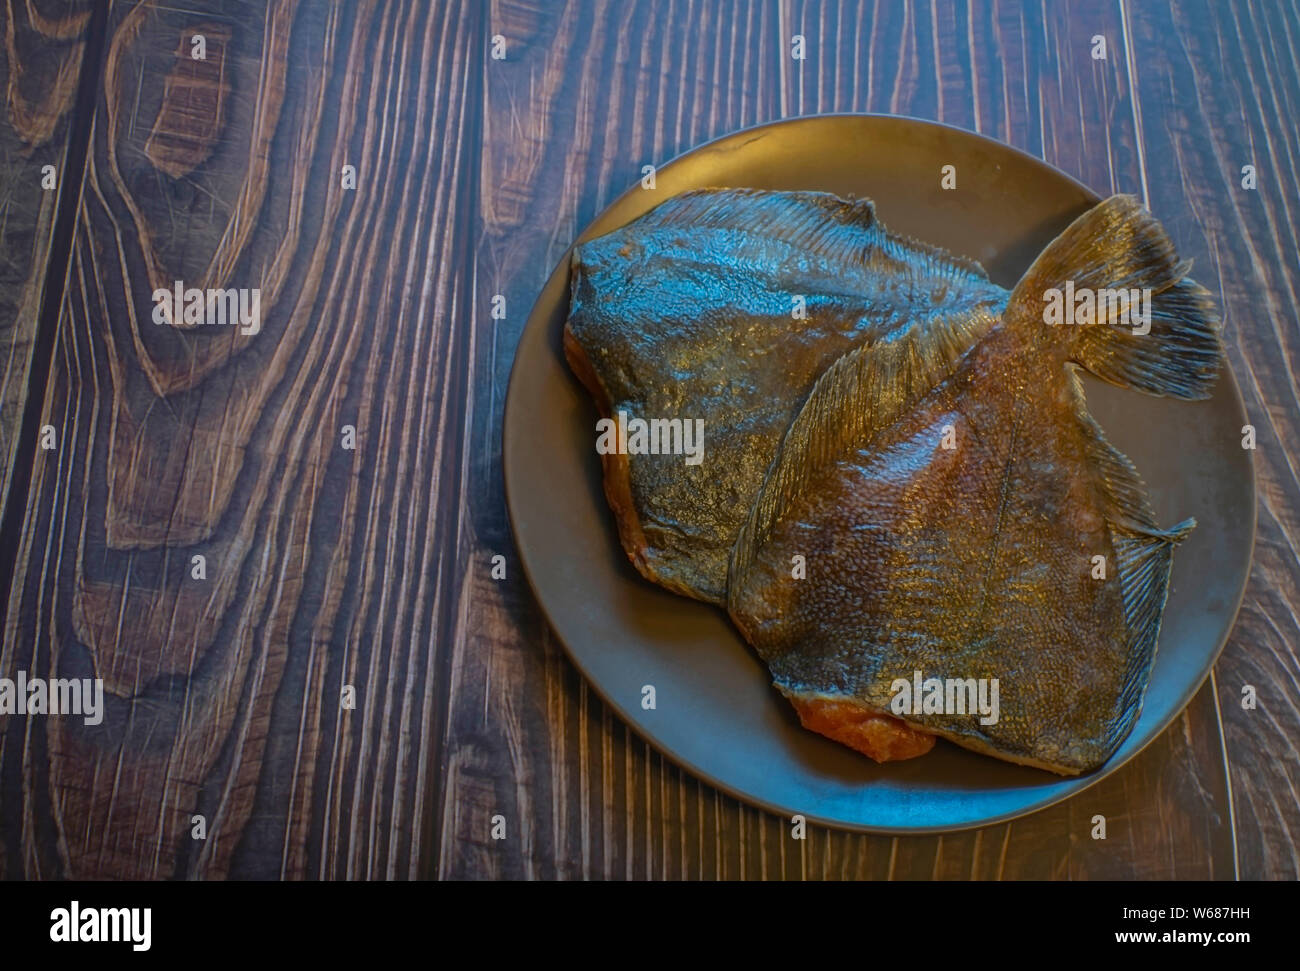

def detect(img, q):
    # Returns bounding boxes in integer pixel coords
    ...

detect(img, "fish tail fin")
[1006,194,1223,399]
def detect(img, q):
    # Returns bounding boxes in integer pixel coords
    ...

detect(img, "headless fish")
[727,196,1222,774]
[566,188,1005,604]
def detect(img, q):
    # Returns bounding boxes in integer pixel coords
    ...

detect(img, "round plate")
[503,114,1256,833]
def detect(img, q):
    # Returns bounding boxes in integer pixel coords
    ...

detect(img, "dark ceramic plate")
[503,114,1255,833]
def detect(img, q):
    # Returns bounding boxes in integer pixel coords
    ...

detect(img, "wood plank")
[0,0,482,879]
[0,0,92,524]
[443,0,788,881]
[1123,0,1300,880]
[443,0,1235,878]
[0,0,98,885]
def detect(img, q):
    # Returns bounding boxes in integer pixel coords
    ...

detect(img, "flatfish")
[727,195,1222,774]
[565,188,1007,603]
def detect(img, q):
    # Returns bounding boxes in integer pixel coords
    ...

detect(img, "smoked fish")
[565,188,1006,604]
[726,195,1222,774]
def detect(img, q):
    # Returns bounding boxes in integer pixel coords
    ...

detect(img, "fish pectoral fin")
[1006,194,1223,400]
[727,305,999,602]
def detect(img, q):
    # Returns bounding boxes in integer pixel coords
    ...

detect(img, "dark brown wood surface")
[1,0,1296,880]
[0,0,91,525]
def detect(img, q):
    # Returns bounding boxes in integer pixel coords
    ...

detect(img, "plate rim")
[502,111,1259,836]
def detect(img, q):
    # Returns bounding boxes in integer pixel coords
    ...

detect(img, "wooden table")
[0,0,1295,880]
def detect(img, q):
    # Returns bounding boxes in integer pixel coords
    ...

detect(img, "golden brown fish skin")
[566,188,1007,604]
[728,195,1221,774]
[564,325,697,598]
[732,329,1129,774]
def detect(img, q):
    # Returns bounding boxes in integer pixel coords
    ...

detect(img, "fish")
[564,188,1007,605]
[726,195,1222,775]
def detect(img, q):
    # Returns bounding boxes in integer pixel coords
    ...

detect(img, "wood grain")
[440,0,1247,879]
[1123,0,1300,880]
[0,0,481,879]
[0,0,91,525]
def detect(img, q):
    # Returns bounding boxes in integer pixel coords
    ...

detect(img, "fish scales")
[731,329,1132,771]
[727,195,1222,774]
[565,188,1007,605]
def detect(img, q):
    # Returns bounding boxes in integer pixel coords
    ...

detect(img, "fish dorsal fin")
[880,228,996,289]
[1067,368,1195,749]
[727,306,999,602]
[618,188,994,287]
[1064,368,1165,532]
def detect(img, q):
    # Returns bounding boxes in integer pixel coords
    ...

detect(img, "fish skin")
[730,326,1134,773]
[727,195,1222,774]
[565,187,1007,604]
